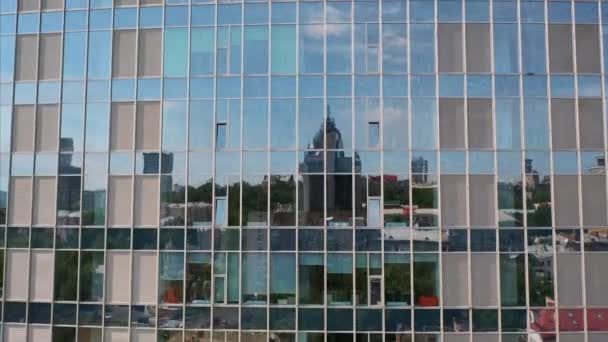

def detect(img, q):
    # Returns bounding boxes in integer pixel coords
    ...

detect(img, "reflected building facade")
[1,0,608,341]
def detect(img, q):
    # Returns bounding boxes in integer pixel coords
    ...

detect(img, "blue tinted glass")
[88,31,112,79]
[383,75,408,97]
[410,24,435,73]
[192,5,215,26]
[523,76,547,98]
[272,3,296,23]
[111,79,136,101]
[382,1,407,22]
[0,36,15,82]
[0,15,16,34]
[162,101,188,151]
[553,152,578,175]
[548,2,571,23]
[271,76,296,97]
[38,82,61,104]
[524,99,549,149]
[114,8,137,29]
[550,76,575,98]
[244,76,269,98]
[11,154,34,176]
[576,2,598,23]
[467,75,492,98]
[0,0,17,13]
[14,82,37,105]
[18,13,39,34]
[469,151,495,174]
[166,6,189,27]
[299,2,324,23]
[410,1,434,22]
[493,2,517,22]
[326,76,351,97]
[466,0,489,22]
[90,10,112,30]
[63,32,87,79]
[438,1,461,22]
[66,0,87,10]
[521,24,546,74]
[520,2,545,23]
[411,98,437,149]
[411,76,435,97]
[495,99,521,150]
[87,80,110,102]
[65,11,88,31]
[299,76,323,97]
[90,0,112,9]
[41,12,63,32]
[62,81,86,103]
[0,84,12,105]
[36,154,58,176]
[495,76,519,97]
[245,4,268,24]
[218,4,242,25]
[494,24,519,74]
[190,78,214,98]
[163,78,188,99]
[137,79,161,101]
[439,75,464,97]
[110,152,133,175]
[140,7,163,28]
[441,152,466,174]
[59,104,84,152]
[578,76,602,97]
[217,77,241,98]
[355,76,380,97]
[581,152,604,174]
[84,104,110,151]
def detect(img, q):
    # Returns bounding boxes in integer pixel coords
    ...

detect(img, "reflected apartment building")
[2,0,608,341]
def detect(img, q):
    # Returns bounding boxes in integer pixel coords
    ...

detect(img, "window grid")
[0,0,608,341]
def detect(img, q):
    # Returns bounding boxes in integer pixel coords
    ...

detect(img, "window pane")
[164,28,189,77]
[271,25,296,74]
[244,26,268,75]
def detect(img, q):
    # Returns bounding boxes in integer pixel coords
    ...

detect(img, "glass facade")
[1,0,608,341]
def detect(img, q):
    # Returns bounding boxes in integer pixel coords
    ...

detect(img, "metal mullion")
[266,1,272,339]
[122,1,140,335]
[45,3,76,338]
[405,0,414,338]
[238,2,245,341]
[322,1,328,340]
[180,3,193,339]
[294,1,300,337]
[350,3,356,339]
[153,3,167,341]
[570,2,589,341]
[96,3,128,340]
[209,1,219,338]
[520,6,550,336]
[18,6,46,339]
[596,2,608,340]
[460,0,474,340]
[0,20,19,340]
[374,1,387,337]
[431,1,445,339]
[541,1,562,341]
[504,1,527,340]
[74,9,94,335]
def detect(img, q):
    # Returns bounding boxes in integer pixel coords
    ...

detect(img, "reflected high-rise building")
[300,106,363,227]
